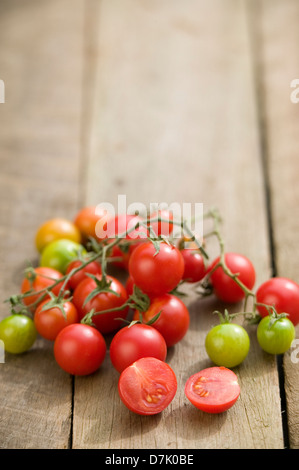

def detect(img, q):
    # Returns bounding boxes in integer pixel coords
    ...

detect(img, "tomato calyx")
[39,291,72,320]
[81,284,153,327]
[82,274,121,307]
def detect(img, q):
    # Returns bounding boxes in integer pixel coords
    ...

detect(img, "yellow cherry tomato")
[35,218,82,253]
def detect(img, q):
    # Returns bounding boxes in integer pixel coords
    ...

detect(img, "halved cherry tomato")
[54,323,106,376]
[135,294,190,347]
[256,277,299,326]
[109,323,167,373]
[65,258,102,290]
[129,241,184,297]
[209,253,256,303]
[34,299,79,341]
[185,366,240,413]
[21,267,66,311]
[118,357,177,415]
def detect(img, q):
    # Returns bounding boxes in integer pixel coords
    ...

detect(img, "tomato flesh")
[118,357,177,415]
[185,366,240,413]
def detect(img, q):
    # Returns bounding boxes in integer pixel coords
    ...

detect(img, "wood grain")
[73,0,283,449]
[0,0,85,448]
[250,0,299,449]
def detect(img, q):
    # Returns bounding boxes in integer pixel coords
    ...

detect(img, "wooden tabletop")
[0,0,298,450]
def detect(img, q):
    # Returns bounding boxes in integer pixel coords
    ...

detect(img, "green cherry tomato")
[257,315,295,355]
[40,238,86,274]
[205,322,250,368]
[0,314,37,354]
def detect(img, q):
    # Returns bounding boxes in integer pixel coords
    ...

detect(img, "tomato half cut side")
[185,366,240,414]
[118,357,177,415]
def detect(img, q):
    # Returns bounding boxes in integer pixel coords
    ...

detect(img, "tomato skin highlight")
[137,294,190,347]
[257,316,295,355]
[205,323,250,368]
[54,323,106,376]
[256,277,299,326]
[72,275,129,334]
[110,323,167,373]
[118,357,177,415]
[129,241,184,297]
[185,366,240,414]
[34,300,79,341]
[209,253,256,303]
[35,218,82,253]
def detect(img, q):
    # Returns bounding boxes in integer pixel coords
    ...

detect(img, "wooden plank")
[0,0,85,448]
[73,0,284,449]
[249,0,299,449]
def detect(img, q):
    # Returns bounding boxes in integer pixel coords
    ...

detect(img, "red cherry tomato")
[34,299,79,341]
[72,275,129,334]
[129,241,184,297]
[135,294,190,347]
[185,366,240,413]
[54,323,106,376]
[181,248,206,283]
[65,258,102,290]
[109,323,167,373]
[106,214,148,270]
[125,275,135,297]
[148,209,174,237]
[209,253,256,303]
[118,357,177,415]
[21,267,66,311]
[256,277,299,326]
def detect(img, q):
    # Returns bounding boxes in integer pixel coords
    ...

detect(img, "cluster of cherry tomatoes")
[0,206,298,415]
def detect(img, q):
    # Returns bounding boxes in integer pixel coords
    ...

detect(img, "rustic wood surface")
[0,0,298,450]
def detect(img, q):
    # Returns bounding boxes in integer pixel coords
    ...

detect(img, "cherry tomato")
[256,277,299,326]
[54,323,106,376]
[72,275,129,334]
[209,253,256,303]
[129,241,184,297]
[34,300,79,341]
[135,294,190,347]
[0,314,37,354]
[110,323,167,373]
[181,248,206,283]
[118,357,177,415]
[205,322,250,368]
[257,315,295,355]
[106,214,148,270]
[73,206,107,243]
[148,209,174,237]
[65,258,102,290]
[125,275,135,297]
[40,239,86,274]
[185,366,240,413]
[21,266,66,310]
[35,218,82,253]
